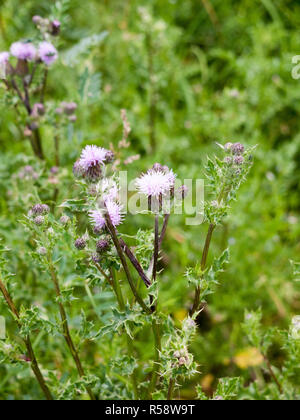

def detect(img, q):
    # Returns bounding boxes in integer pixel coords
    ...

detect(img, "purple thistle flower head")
[234,155,244,165]
[32,103,45,117]
[34,215,45,226]
[96,239,110,254]
[76,145,110,182]
[38,41,58,65]
[79,145,109,171]
[10,42,36,61]
[32,203,49,215]
[51,20,61,36]
[91,253,100,264]
[105,150,115,163]
[89,200,123,231]
[63,102,77,115]
[232,142,245,155]
[136,166,176,198]
[75,237,86,250]
[32,15,42,25]
[98,178,119,202]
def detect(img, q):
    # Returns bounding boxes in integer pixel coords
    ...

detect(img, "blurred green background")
[0,0,299,399]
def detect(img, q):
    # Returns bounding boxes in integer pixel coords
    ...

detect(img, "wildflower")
[232,142,245,155]
[32,103,45,117]
[0,52,9,65]
[73,160,85,178]
[136,167,176,198]
[38,41,58,65]
[60,215,70,225]
[50,166,59,175]
[61,102,77,115]
[89,201,123,231]
[32,15,42,25]
[10,42,36,61]
[68,115,77,123]
[91,253,100,264]
[77,145,110,181]
[34,216,45,226]
[224,156,233,165]
[31,204,49,215]
[51,20,61,36]
[98,178,119,202]
[37,247,47,256]
[105,150,115,163]
[234,155,244,165]
[224,142,233,153]
[18,165,38,181]
[55,107,63,115]
[96,239,110,254]
[75,238,86,250]
[175,185,189,199]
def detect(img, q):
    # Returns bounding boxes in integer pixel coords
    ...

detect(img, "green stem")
[105,214,151,314]
[110,268,139,399]
[48,260,96,400]
[0,278,53,400]
[167,378,175,400]
[191,223,215,315]
[148,318,162,398]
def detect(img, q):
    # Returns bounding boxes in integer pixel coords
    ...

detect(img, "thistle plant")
[1,4,300,402]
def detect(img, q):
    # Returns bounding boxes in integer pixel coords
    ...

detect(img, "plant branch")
[0,278,53,400]
[119,238,151,288]
[48,259,96,400]
[105,214,151,314]
[191,223,215,315]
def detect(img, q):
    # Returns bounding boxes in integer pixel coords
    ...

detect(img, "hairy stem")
[264,355,282,393]
[152,214,160,282]
[0,278,53,400]
[148,318,162,398]
[167,378,175,400]
[48,260,96,400]
[191,223,215,315]
[105,214,151,314]
[119,238,151,288]
[110,268,138,399]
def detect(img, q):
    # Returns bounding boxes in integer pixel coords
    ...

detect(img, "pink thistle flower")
[89,200,123,231]
[76,145,110,181]
[38,41,58,65]
[10,42,36,61]
[79,145,109,170]
[98,178,119,202]
[136,167,176,198]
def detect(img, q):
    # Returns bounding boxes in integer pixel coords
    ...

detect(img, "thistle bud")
[37,247,47,256]
[96,239,110,254]
[34,216,45,226]
[232,142,245,155]
[75,238,86,250]
[60,215,70,225]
